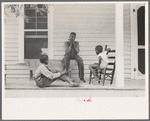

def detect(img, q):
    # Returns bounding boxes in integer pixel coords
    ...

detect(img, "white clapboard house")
[4,3,146,87]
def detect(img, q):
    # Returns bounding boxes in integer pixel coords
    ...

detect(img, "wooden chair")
[89,45,116,86]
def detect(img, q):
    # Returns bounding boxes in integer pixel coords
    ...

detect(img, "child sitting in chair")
[34,54,80,88]
[89,45,109,82]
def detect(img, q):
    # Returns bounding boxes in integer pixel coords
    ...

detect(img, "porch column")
[48,4,54,59]
[18,4,24,63]
[115,3,124,87]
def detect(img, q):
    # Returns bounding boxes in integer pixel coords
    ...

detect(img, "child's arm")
[72,41,79,54]
[98,56,102,66]
[64,42,72,54]
[49,68,62,73]
[40,65,66,80]
[49,69,58,73]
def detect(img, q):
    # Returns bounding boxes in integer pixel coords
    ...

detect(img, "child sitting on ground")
[34,54,80,88]
[89,45,110,82]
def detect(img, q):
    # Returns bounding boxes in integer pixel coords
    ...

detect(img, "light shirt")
[34,63,61,80]
[98,51,108,68]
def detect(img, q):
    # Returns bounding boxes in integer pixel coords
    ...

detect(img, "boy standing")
[62,32,86,83]
[34,54,80,87]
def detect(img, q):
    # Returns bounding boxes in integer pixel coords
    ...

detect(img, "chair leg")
[5,74,6,86]
[98,74,101,84]
[110,71,115,84]
[30,70,33,81]
[102,76,105,86]
[102,69,106,86]
[89,71,92,84]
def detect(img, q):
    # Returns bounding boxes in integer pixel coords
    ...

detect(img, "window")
[24,4,48,59]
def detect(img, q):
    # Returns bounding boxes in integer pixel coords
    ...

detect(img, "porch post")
[115,3,124,87]
[18,4,24,63]
[48,4,54,59]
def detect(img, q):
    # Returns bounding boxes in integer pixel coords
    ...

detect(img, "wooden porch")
[5,77,145,90]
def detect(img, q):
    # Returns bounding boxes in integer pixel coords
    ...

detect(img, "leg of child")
[62,55,71,76]
[45,69,79,87]
[89,63,99,81]
[34,76,56,87]
[42,75,79,87]
[59,75,79,87]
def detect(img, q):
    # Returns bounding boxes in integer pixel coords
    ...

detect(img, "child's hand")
[56,68,62,72]
[61,70,67,75]
[69,38,74,43]
[107,48,111,52]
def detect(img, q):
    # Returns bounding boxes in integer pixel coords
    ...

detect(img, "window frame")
[18,4,53,63]
[24,4,48,30]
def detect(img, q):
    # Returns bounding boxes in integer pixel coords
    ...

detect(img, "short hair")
[95,45,103,54]
[39,54,48,64]
[70,32,76,36]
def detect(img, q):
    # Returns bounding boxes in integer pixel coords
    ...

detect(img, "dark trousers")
[62,55,84,80]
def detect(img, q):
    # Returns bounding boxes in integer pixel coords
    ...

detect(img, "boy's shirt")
[97,51,108,68]
[34,63,61,80]
[64,41,79,58]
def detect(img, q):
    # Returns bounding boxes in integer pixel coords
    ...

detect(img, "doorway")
[136,6,145,79]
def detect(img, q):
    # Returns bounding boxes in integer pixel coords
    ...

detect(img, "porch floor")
[5,77,145,90]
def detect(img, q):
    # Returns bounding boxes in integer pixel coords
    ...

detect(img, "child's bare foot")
[69,82,79,87]
[92,77,99,83]
[94,77,99,82]
[78,80,85,85]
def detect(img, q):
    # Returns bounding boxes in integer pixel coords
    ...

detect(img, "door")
[136,6,145,79]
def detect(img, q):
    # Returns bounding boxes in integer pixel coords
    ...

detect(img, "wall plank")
[5,48,18,52]
[5,57,19,61]
[6,65,28,70]
[5,44,18,48]
[5,61,18,65]
[6,75,29,78]
[5,52,18,57]
[5,34,18,39]
[5,39,18,43]
[5,70,29,75]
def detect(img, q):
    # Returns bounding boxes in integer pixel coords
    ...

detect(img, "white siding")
[5,8,29,81]
[54,4,131,78]
[4,4,131,81]
[124,4,131,79]
[53,4,131,79]
[53,4,116,78]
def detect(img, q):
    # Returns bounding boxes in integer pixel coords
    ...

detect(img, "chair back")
[104,45,116,84]
[104,45,115,71]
